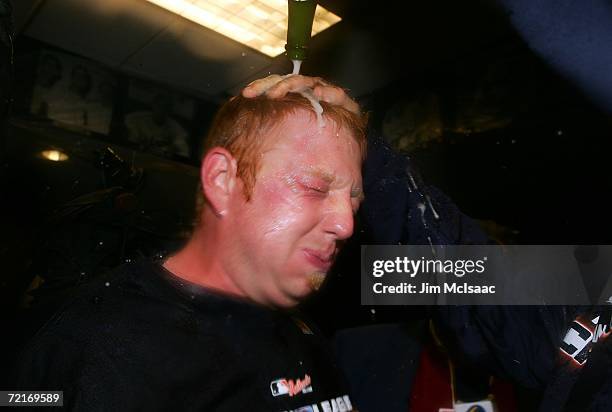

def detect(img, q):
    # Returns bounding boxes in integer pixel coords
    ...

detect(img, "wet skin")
[223,109,363,307]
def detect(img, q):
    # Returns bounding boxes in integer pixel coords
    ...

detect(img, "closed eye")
[305,185,328,195]
[298,179,329,195]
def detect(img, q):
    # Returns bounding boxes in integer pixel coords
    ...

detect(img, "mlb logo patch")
[270,374,313,397]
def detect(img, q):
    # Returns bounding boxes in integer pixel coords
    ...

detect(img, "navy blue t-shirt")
[13,260,353,412]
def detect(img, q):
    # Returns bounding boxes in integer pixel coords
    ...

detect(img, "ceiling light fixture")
[144,0,341,57]
[40,150,69,162]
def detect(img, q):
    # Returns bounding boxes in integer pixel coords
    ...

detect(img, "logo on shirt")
[271,374,313,397]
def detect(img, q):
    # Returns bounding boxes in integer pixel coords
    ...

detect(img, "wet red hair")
[195,92,368,218]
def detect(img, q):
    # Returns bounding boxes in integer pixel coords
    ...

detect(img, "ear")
[200,147,239,216]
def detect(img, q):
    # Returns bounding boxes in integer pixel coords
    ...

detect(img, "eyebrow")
[304,167,335,184]
[302,166,363,200]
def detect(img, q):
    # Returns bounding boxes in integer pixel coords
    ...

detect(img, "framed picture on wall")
[123,79,196,160]
[31,50,116,135]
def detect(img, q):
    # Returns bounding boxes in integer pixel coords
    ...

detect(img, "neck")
[163,221,244,298]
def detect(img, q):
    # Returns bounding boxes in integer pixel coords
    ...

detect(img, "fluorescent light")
[144,0,341,57]
[41,150,69,162]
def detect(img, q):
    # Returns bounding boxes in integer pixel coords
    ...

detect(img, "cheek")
[254,180,307,238]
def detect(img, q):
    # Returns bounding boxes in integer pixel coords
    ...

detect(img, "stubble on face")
[308,272,326,291]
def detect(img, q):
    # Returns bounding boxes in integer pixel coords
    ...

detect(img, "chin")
[275,282,315,308]
[307,272,327,291]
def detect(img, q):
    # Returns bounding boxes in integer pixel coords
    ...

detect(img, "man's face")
[225,109,363,307]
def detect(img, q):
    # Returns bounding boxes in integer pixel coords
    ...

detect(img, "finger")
[312,84,345,105]
[242,86,259,98]
[313,85,360,114]
[266,75,322,98]
[242,80,263,97]
[242,85,260,98]
[242,74,283,97]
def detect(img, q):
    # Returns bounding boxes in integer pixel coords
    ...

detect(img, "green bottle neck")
[285,0,317,61]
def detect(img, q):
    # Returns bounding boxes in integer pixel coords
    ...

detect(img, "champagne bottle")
[285,0,317,63]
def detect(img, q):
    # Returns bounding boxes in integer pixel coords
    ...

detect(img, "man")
[14,87,366,411]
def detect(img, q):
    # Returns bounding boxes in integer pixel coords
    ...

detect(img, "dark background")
[2,0,612,387]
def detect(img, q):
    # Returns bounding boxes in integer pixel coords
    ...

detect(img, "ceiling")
[11,0,512,103]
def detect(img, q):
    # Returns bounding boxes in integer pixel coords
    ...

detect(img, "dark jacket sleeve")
[362,134,575,390]
[434,305,577,389]
[362,136,488,246]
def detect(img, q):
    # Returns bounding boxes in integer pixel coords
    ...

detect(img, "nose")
[323,194,355,240]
